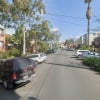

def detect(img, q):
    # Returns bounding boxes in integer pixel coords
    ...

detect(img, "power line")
[43,12,98,26]
[45,16,86,27]
[46,12,87,20]
[45,12,97,23]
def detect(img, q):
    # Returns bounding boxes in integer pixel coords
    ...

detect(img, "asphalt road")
[0,50,100,100]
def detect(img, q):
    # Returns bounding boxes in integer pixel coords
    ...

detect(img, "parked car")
[75,50,90,57]
[66,48,74,51]
[41,53,47,61]
[84,52,100,58]
[27,53,45,64]
[46,49,57,54]
[0,57,36,89]
[51,49,57,53]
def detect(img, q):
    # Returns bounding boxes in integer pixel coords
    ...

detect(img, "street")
[0,50,100,100]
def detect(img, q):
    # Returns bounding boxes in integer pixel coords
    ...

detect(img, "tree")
[41,20,53,41]
[65,39,74,48]
[1,0,59,53]
[37,40,49,52]
[84,0,92,46]
[51,32,60,42]
[13,25,24,52]
[0,0,12,26]
[11,0,45,54]
[5,34,13,50]
[27,20,53,53]
[1,0,46,54]
[92,37,100,48]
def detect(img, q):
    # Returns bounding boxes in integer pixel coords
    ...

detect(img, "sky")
[43,0,100,41]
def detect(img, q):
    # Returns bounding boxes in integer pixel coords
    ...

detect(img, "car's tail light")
[12,72,17,80]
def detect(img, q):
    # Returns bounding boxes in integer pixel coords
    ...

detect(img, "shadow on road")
[28,97,37,100]
[0,83,20,100]
[0,83,37,100]
[44,62,89,70]
[14,81,30,89]
[70,56,78,58]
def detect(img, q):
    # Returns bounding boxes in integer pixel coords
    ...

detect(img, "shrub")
[95,58,100,71]
[80,45,92,51]
[9,48,21,57]
[83,57,100,71]
[2,51,10,59]
[37,41,49,52]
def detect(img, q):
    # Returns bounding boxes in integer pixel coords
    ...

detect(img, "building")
[76,33,100,46]
[0,24,5,52]
[90,33,100,45]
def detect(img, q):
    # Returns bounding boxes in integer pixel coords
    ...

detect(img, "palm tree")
[85,0,92,46]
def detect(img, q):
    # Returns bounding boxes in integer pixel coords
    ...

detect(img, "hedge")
[83,57,100,71]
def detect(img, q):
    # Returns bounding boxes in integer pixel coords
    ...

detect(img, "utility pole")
[86,1,92,46]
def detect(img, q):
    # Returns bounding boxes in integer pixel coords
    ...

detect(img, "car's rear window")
[40,54,43,57]
[14,58,32,69]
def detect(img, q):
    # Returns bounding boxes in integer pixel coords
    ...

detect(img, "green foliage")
[13,25,24,51]
[65,39,74,47]
[1,51,9,59]
[83,57,100,71]
[37,41,49,52]
[41,20,52,41]
[9,48,21,57]
[0,0,60,54]
[0,48,20,59]
[0,0,45,28]
[79,45,91,51]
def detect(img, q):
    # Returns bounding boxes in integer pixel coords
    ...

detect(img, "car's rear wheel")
[3,80,13,89]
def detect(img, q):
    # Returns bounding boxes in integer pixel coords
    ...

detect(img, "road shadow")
[45,62,100,75]
[70,56,78,58]
[0,83,20,100]
[44,62,89,70]
[95,72,100,75]
[0,82,37,100]
[14,81,30,89]
[21,96,37,100]
[70,56,85,60]
[28,97,37,100]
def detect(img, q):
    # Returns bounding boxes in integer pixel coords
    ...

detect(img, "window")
[3,60,13,71]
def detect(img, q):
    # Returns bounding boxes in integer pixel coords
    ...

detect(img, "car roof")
[4,57,29,61]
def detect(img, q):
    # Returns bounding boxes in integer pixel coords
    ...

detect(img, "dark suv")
[0,57,36,89]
